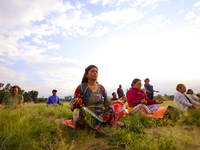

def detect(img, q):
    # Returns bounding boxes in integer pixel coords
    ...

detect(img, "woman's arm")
[145,87,150,93]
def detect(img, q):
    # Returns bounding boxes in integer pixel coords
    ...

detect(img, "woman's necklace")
[88,84,98,92]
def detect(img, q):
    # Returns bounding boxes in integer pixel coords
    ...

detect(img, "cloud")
[189,16,200,27]
[88,0,114,6]
[0,66,27,86]
[152,5,158,10]
[134,0,168,7]
[96,8,143,24]
[89,0,101,4]
[177,10,184,14]
[185,11,195,20]
[115,24,126,30]
[193,1,200,7]
[116,0,130,6]
[139,14,171,32]
[92,26,109,37]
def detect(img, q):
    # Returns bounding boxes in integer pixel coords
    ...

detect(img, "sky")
[0,0,200,98]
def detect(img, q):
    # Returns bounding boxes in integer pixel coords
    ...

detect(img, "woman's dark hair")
[144,78,149,83]
[186,89,192,94]
[131,78,141,87]
[81,65,98,83]
[176,84,184,91]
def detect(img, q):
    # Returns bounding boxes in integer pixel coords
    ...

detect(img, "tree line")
[0,83,66,104]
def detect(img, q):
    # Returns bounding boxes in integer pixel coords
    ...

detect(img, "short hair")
[12,85,19,89]
[52,89,57,92]
[186,89,192,94]
[131,78,141,87]
[176,84,184,91]
[112,92,116,96]
[144,78,149,83]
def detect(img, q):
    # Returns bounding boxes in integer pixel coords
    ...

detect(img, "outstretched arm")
[0,102,5,108]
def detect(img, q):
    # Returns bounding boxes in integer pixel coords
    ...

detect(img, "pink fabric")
[112,103,126,121]
[127,87,157,107]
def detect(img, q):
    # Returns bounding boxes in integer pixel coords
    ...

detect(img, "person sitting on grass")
[46,89,63,107]
[70,65,126,130]
[127,78,163,114]
[174,84,200,111]
[0,85,23,109]
[186,89,200,102]
[111,92,118,101]
[27,98,34,104]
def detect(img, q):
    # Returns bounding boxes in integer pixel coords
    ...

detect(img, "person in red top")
[111,92,118,101]
[117,85,124,99]
[127,78,163,114]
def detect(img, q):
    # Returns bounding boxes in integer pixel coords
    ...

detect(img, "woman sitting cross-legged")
[127,78,163,114]
[70,65,126,130]
[174,84,200,111]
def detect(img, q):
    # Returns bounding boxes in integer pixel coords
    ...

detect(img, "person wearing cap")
[46,89,63,107]
[0,85,24,109]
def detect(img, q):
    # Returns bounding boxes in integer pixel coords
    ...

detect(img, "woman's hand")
[71,98,84,112]
[119,95,126,104]
[140,99,147,104]
[156,99,163,104]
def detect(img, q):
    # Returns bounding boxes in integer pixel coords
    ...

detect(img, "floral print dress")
[73,83,125,130]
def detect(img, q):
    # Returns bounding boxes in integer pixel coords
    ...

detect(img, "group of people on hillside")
[1,65,200,130]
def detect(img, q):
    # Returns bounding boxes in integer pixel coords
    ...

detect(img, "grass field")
[0,101,200,150]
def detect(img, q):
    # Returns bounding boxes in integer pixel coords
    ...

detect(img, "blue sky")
[0,0,200,98]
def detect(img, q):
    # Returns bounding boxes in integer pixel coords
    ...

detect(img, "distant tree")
[0,91,10,103]
[0,83,4,90]
[18,86,25,95]
[28,90,39,102]
[4,83,11,93]
[23,92,31,103]
[35,98,47,103]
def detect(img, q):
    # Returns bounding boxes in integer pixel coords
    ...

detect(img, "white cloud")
[193,1,200,7]
[115,24,126,30]
[152,5,158,10]
[139,14,171,32]
[96,8,143,24]
[134,0,167,7]
[0,66,27,86]
[185,11,195,20]
[189,16,200,27]
[116,0,130,6]
[177,10,184,14]
[88,0,114,6]
[92,26,109,37]
[88,0,101,4]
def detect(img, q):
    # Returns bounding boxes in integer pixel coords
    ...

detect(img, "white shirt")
[174,91,200,111]
[188,93,200,102]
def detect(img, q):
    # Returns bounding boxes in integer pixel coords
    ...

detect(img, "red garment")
[127,87,157,107]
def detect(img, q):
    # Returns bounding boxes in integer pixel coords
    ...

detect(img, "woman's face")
[86,67,98,81]
[179,85,186,93]
[133,80,142,90]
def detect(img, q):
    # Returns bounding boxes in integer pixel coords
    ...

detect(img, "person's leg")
[112,103,126,122]
[129,104,151,114]
[147,93,153,100]
[148,104,160,112]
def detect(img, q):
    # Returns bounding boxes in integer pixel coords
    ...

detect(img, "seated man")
[111,92,118,101]
[186,89,200,102]
[27,98,34,104]
[46,89,63,107]
[174,84,200,111]
[0,85,24,109]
